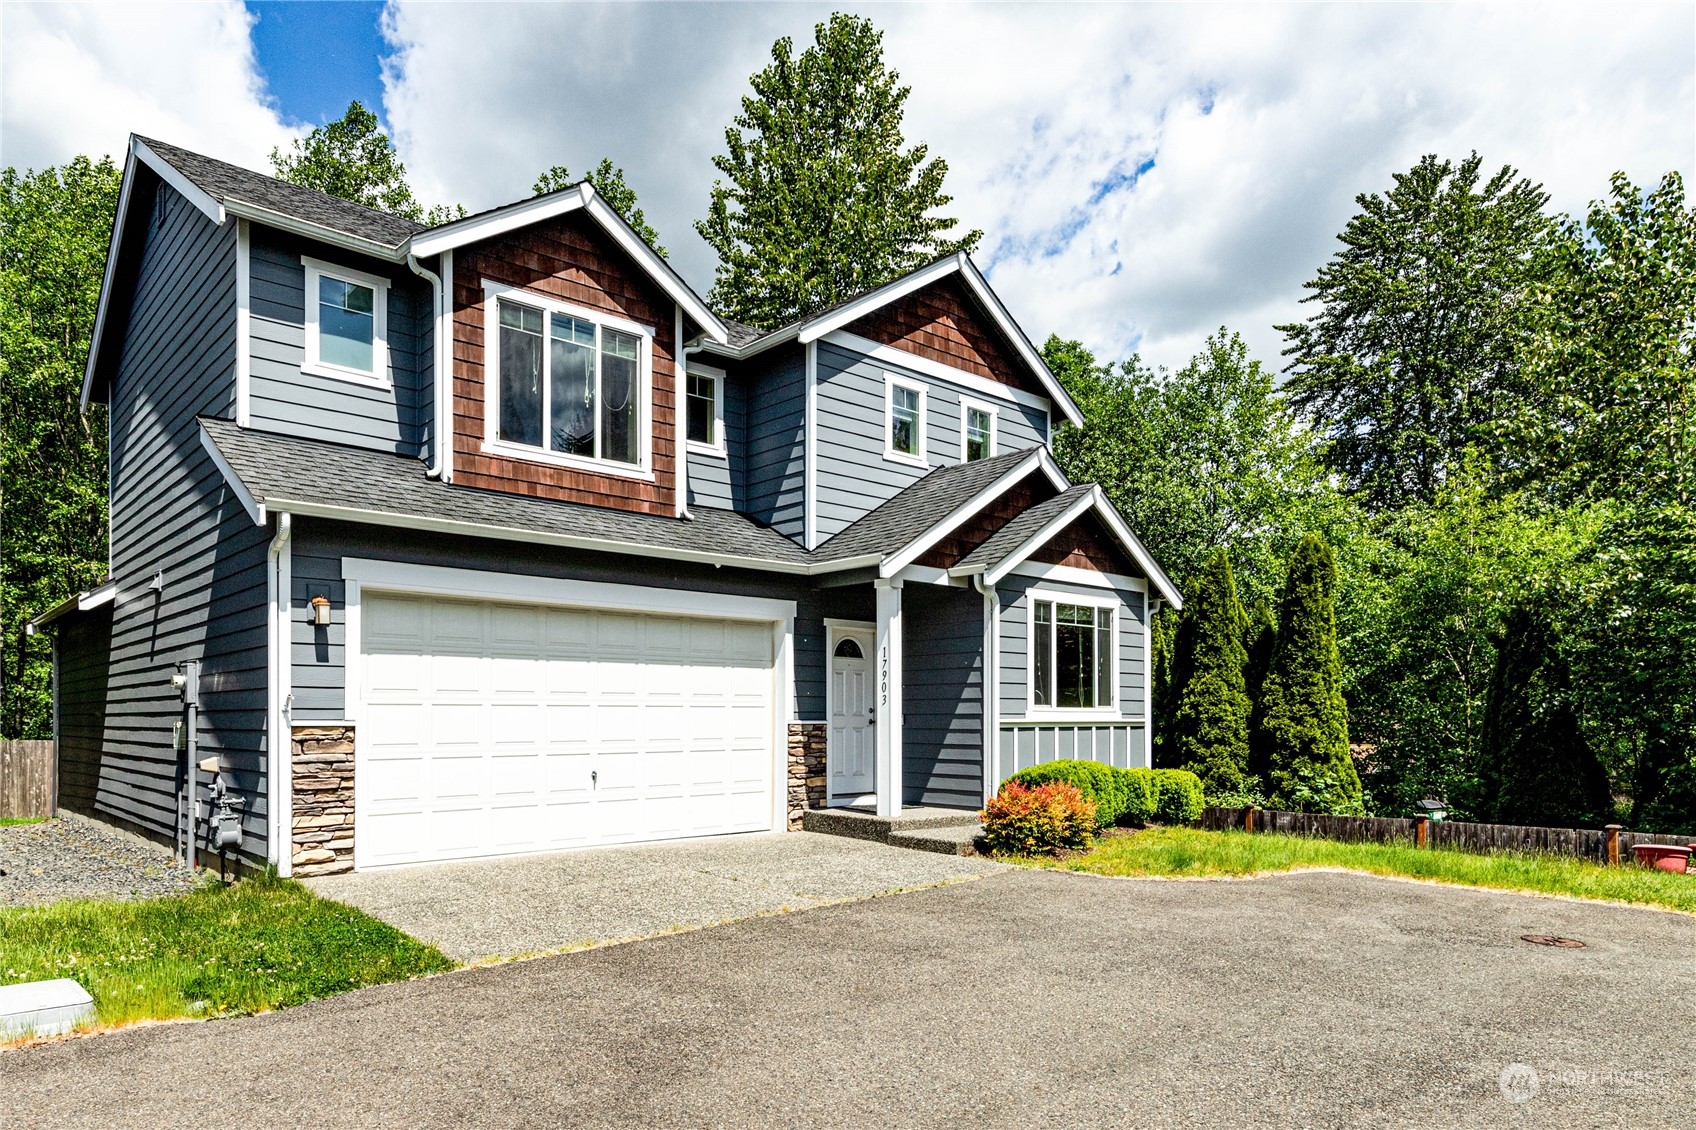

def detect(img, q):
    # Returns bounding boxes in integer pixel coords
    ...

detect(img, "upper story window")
[303,257,389,388]
[884,374,927,467]
[483,282,651,476]
[961,397,997,462]
[686,366,724,453]
[1031,595,1115,711]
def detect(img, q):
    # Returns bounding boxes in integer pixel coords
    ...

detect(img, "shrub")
[1150,769,1206,824]
[1119,768,1159,825]
[981,781,1097,855]
[1010,760,1129,827]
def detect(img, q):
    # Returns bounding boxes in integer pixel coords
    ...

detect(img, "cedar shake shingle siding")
[845,275,1039,397]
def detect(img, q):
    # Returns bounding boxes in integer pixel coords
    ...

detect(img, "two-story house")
[32,135,1180,877]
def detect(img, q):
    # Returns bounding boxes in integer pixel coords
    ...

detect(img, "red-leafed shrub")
[981,781,1097,855]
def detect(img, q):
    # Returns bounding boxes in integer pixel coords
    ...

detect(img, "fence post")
[1605,824,1621,866]
[1243,805,1255,834]
[1414,814,1428,849]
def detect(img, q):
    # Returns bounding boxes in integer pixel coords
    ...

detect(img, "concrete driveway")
[304,831,1003,961]
[6,868,1694,1128]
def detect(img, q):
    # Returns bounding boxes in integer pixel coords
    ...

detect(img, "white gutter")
[266,514,293,876]
[675,304,699,519]
[407,252,448,478]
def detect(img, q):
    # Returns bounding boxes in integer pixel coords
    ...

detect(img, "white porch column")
[874,578,904,818]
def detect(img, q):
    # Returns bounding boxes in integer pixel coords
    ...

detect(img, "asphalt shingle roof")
[810,449,1044,564]
[140,136,426,250]
[201,419,813,567]
[954,484,1093,574]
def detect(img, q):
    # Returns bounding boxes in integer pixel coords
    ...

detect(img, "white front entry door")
[356,592,775,869]
[827,628,876,801]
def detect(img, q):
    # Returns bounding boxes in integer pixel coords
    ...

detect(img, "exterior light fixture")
[1418,797,1448,822]
[310,594,333,627]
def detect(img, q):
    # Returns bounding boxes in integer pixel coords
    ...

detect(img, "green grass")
[0,873,454,1033]
[0,816,46,827]
[1030,826,1696,914]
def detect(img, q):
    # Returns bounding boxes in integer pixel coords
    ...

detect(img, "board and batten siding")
[813,341,1048,542]
[81,179,273,866]
[741,347,808,542]
[901,584,985,808]
[247,228,432,456]
[684,371,746,511]
[994,571,1148,785]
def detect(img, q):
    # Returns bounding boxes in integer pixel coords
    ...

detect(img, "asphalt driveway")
[6,868,1694,1128]
[304,831,1003,961]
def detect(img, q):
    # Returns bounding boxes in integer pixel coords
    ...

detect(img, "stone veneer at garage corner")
[291,725,354,876]
[787,722,827,830]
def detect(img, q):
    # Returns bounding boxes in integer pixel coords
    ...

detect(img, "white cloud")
[1,1,294,175]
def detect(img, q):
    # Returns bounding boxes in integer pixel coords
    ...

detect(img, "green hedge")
[1004,762,1200,827]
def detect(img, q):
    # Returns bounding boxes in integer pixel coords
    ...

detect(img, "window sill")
[481,439,655,481]
[686,440,728,458]
[883,449,929,469]
[301,361,391,391]
[1017,709,1128,725]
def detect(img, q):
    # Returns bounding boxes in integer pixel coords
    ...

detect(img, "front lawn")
[1031,827,1696,914]
[0,872,454,1034]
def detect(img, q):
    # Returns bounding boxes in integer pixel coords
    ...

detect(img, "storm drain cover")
[1521,934,1586,948]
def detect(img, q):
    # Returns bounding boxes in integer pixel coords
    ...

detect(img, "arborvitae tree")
[1478,604,1615,827]
[1169,550,1252,795]
[1259,535,1362,813]
[1148,603,1180,768]
[534,159,665,256]
[696,13,980,328]
[1243,599,1278,784]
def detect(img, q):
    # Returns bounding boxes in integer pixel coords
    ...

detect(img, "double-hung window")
[1031,596,1115,710]
[686,367,724,452]
[961,398,997,462]
[487,284,649,471]
[303,257,389,387]
[885,375,927,465]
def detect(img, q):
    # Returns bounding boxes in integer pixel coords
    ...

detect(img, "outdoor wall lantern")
[309,594,333,627]
[1418,797,1448,822]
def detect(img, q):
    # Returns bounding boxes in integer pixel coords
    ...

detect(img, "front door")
[827,628,876,802]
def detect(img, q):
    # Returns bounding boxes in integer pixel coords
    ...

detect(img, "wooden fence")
[0,740,56,820]
[1202,805,1692,865]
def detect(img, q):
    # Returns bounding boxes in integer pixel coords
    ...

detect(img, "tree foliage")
[271,101,462,224]
[1258,535,1361,814]
[1280,153,1559,511]
[696,13,980,328]
[1,157,119,737]
[534,159,665,256]
[1169,550,1252,796]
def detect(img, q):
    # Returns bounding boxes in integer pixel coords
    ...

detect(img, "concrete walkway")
[305,831,1003,961]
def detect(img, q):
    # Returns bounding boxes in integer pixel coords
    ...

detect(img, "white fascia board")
[581,193,726,342]
[954,257,1085,428]
[1087,486,1182,607]
[222,201,409,263]
[27,581,117,633]
[823,330,1054,416]
[696,325,802,361]
[1006,560,1147,593]
[197,425,266,526]
[81,147,140,407]
[878,450,1047,578]
[796,256,962,344]
[132,138,225,225]
[78,580,118,611]
[409,184,588,258]
[974,490,1100,587]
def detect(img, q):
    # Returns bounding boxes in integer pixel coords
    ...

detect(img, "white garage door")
[355,592,776,868]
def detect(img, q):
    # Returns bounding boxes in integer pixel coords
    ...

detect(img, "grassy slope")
[0,874,454,1030]
[1037,827,1696,914]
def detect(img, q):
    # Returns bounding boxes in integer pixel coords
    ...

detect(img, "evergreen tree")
[534,159,665,256]
[696,13,980,328]
[1243,598,1278,784]
[1478,604,1615,827]
[1169,550,1252,795]
[1148,603,1180,768]
[1259,535,1362,813]
[271,101,462,223]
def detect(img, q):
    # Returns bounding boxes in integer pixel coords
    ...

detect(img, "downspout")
[974,573,999,802]
[675,304,703,519]
[267,513,292,874]
[407,252,447,478]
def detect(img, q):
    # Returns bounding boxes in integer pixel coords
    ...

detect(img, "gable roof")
[699,253,1085,428]
[953,484,1095,574]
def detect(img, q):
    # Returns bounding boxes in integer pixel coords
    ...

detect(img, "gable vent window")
[303,257,389,388]
[1032,598,1115,710]
[486,284,651,473]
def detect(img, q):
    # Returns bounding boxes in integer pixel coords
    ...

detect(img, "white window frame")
[1026,586,1121,720]
[960,395,999,463]
[303,256,390,389]
[884,373,928,468]
[685,362,726,457]
[480,279,655,481]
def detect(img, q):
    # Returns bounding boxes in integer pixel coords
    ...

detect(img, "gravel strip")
[0,816,201,907]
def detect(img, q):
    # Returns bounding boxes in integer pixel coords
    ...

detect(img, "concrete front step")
[801,806,984,855]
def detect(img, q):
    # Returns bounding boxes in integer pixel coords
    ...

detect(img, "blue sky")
[249,1,386,126]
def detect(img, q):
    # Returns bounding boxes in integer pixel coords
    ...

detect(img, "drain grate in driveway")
[1521,934,1586,948]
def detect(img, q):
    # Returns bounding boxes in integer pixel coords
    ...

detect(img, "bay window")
[1031,597,1115,710]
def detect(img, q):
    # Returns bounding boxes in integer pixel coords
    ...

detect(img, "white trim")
[980,580,999,804]
[481,280,655,479]
[977,490,1097,587]
[1141,590,1153,769]
[883,372,929,468]
[891,564,967,587]
[132,138,224,224]
[873,579,903,818]
[1000,716,1146,727]
[343,579,363,726]
[266,515,293,876]
[684,360,726,456]
[81,146,135,406]
[1007,560,1148,593]
[959,394,999,463]
[823,616,878,633]
[1080,486,1182,607]
[879,448,1065,577]
[235,219,251,427]
[804,342,819,550]
[824,619,877,805]
[1025,585,1122,719]
[799,257,960,343]
[199,425,265,525]
[77,581,117,612]
[302,256,391,388]
[223,200,406,263]
[825,330,1052,417]
[440,249,455,482]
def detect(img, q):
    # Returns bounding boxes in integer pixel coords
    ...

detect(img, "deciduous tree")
[534,159,665,256]
[271,101,462,223]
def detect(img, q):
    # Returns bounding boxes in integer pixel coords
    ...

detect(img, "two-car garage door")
[355,592,777,869]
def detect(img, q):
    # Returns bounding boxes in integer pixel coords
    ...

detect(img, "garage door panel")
[357,593,776,869]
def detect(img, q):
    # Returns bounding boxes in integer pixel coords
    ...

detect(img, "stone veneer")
[291,725,354,876]
[787,722,827,830]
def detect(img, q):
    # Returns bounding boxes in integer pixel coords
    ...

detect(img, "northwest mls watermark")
[1499,1063,1671,1104]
